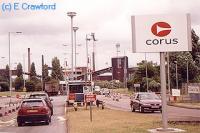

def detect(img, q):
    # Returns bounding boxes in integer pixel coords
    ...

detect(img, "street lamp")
[8,31,22,105]
[67,11,76,80]
[73,26,79,80]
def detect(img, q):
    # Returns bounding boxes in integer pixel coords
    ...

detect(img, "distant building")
[112,56,128,82]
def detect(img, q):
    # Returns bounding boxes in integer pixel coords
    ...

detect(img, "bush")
[35,82,42,91]
[14,77,24,91]
[25,80,35,92]
[0,82,9,91]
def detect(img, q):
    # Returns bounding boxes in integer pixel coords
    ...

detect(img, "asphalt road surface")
[0,95,67,133]
[97,95,200,119]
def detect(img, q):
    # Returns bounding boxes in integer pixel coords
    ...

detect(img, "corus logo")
[151,22,171,37]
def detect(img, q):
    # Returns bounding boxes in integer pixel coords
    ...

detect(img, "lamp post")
[67,12,76,80]
[73,27,79,80]
[8,31,22,105]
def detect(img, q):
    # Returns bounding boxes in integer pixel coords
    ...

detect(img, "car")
[130,92,162,113]
[102,88,110,96]
[93,86,101,95]
[28,92,54,115]
[17,98,51,126]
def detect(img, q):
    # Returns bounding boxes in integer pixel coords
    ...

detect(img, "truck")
[45,80,59,96]
[66,80,91,106]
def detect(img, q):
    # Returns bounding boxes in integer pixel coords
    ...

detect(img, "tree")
[25,80,35,92]
[51,57,64,80]
[43,64,51,82]
[14,63,24,91]
[14,77,24,91]
[16,63,23,77]
[128,61,160,92]
[30,62,37,78]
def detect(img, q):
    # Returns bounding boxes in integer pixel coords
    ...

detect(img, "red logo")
[151,22,171,37]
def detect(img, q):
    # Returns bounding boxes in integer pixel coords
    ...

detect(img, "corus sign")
[131,14,192,53]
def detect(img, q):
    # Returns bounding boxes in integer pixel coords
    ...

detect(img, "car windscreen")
[22,100,44,107]
[139,93,160,100]
[29,94,47,99]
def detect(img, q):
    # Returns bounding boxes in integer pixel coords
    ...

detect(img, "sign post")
[131,14,191,131]
[85,94,96,122]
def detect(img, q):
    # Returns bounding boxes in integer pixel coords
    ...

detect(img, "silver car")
[130,92,162,113]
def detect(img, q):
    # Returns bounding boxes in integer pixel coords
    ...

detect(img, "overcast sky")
[1,0,200,74]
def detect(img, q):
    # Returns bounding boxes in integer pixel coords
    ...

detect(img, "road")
[97,95,200,119]
[0,95,67,133]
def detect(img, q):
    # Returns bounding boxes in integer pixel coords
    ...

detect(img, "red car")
[17,98,51,126]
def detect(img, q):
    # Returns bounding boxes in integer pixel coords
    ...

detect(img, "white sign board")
[134,84,140,87]
[172,89,180,96]
[188,86,200,94]
[131,14,192,53]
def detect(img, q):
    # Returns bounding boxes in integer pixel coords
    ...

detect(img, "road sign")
[131,14,191,53]
[188,86,200,94]
[85,94,96,102]
[172,89,180,96]
[134,84,140,88]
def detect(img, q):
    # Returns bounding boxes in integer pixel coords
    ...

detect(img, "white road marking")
[57,116,66,121]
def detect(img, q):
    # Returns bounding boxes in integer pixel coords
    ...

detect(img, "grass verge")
[0,91,27,97]
[67,107,200,133]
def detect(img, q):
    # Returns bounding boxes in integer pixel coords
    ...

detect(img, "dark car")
[28,92,54,115]
[17,98,51,126]
[130,92,162,113]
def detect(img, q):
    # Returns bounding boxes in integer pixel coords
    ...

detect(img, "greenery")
[95,80,124,89]
[43,64,51,82]
[14,63,24,91]
[128,61,160,92]
[51,57,64,80]
[25,80,35,92]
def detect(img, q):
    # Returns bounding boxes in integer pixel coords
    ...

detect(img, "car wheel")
[51,109,53,116]
[49,116,51,123]
[17,122,23,127]
[131,105,135,112]
[139,106,144,113]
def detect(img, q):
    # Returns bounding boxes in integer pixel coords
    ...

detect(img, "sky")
[0,0,200,75]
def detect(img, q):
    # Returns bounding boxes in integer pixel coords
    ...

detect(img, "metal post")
[167,53,171,94]
[90,101,92,122]
[176,62,178,90]
[160,52,168,130]
[67,12,76,80]
[23,54,26,90]
[187,61,189,85]
[8,32,12,105]
[73,27,79,80]
[145,53,148,92]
